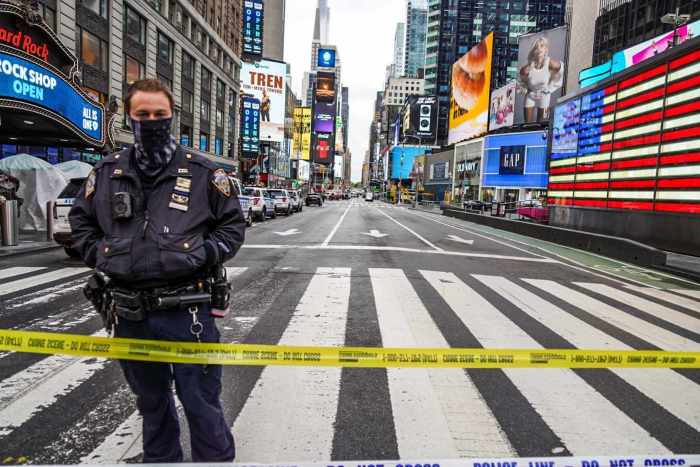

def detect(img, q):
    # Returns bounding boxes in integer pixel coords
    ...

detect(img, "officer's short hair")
[125,79,174,116]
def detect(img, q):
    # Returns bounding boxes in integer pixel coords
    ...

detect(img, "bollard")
[46,200,55,241]
[1,199,19,246]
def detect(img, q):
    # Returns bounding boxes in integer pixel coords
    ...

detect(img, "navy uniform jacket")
[69,146,246,289]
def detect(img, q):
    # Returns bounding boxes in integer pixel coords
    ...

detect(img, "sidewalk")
[0,230,61,257]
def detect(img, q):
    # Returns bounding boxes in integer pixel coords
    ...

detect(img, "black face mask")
[130,117,177,177]
[131,117,173,154]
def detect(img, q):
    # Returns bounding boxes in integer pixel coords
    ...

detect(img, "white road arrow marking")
[447,234,474,245]
[274,229,301,236]
[362,229,389,238]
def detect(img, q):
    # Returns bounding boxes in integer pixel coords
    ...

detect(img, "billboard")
[240,95,260,156]
[317,48,336,68]
[390,146,430,180]
[489,82,515,131]
[313,101,336,133]
[241,59,286,142]
[315,71,336,102]
[301,107,311,160]
[515,26,567,124]
[579,19,700,88]
[314,132,333,165]
[482,132,548,188]
[499,145,526,175]
[550,98,580,160]
[242,1,263,58]
[335,116,344,152]
[448,33,493,145]
[404,95,438,142]
[292,107,304,157]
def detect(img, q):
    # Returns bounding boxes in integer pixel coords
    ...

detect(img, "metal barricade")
[1,199,19,246]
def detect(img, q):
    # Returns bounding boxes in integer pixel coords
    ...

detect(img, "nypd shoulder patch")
[211,169,231,197]
[85,170,96,199]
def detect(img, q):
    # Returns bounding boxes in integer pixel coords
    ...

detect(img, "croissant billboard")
[448,33,493,145]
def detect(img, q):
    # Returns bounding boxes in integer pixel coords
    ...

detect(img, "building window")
[199,131,209,151]
[82,0,107,18]
[216,79,225,101]
[124,54,144,85]
[182,52,194,80]
[157,31,173,64]
[215,108,223,128]
[79,29,108,71]
[181,89,193,113]
[215,137,223,156]
[125,7,146,45]
[84,87,106,104]
[157,73,172,90]
[181,125,192,147]
[200,99,210,120]
[201,66,211,94]
[39,3,57,31]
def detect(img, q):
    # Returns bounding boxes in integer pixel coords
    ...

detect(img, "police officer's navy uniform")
[70,145,244,462]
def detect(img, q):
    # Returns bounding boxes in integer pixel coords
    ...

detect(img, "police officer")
[70,79,244,462]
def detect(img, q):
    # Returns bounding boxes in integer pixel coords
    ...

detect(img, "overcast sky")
[284,0,405,182]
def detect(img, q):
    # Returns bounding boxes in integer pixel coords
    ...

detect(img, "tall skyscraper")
[393,23,407,78]
[426,0,566,145]
[310,0,331,70]
[405,0,427,77]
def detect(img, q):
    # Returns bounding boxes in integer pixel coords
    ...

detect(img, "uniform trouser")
[115,304,235,463]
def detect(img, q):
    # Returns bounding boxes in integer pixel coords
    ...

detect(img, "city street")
[0,200,699,463]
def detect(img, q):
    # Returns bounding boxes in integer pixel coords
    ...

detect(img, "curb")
[0,243,63,258]
[441,208,668,269]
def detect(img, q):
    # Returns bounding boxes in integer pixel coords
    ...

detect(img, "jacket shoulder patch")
[85,170,96,198]
[211,169,231,197]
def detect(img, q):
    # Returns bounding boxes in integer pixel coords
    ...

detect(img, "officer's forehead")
[129,91,171,111]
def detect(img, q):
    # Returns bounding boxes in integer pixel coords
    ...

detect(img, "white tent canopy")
[0,154,69,231]
[56,160,93,181]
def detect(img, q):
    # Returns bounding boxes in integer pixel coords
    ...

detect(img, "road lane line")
[0,330,108,438]
[370,268,513,458]
[624,285,700,316]
[321,202,354,246]
[525,280,697,351]
[232,267,351,462]
[0,268,91,297]
[240,244,556,262]
[0,267,47,280]
[575,283,700,333]
[420,270,669,455]
[374,207,443,251]
[408,210,544,258]
[477,275,700,433]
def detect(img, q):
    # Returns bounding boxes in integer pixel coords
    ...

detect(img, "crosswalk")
[0,264,699,462]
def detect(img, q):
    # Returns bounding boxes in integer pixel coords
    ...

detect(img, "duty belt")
[110,282,212,315]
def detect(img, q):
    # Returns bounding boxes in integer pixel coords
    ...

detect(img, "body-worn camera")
[112,192,133,220]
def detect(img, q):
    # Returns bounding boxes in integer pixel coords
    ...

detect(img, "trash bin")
[1,199,19,246]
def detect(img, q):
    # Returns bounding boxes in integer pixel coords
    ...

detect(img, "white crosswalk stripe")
[0,266,47,280]
[0,267,90,296]
[0,265,698,461]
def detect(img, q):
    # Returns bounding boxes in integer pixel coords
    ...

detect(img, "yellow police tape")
[0,329,698,368]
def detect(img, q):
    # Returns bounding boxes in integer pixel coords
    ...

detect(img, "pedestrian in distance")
[69,79,245,463]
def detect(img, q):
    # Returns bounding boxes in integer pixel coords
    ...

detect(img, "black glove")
[203,240,220,269]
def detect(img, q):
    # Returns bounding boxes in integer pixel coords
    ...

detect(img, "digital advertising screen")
[242,1,264,58]
[241,59,287,142]
[317,48,336,68]
[239,96,260,157]
[313,101,336,133]
[489,83,515,131]
[515,26,567,124]
[390,146,430,180]
[314,132,333,164]
[550,98,580,159]
[411,95,438,140]
[448,33,493,145]
[315,71,336,102]
[301,107,311,161]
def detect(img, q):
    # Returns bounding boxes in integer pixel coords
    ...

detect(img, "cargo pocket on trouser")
[95,237,133,278]
[157,233,207,277]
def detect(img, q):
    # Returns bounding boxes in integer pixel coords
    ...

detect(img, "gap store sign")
[0,52,103,142]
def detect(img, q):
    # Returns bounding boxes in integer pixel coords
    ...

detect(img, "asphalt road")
[0,199,699,463]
